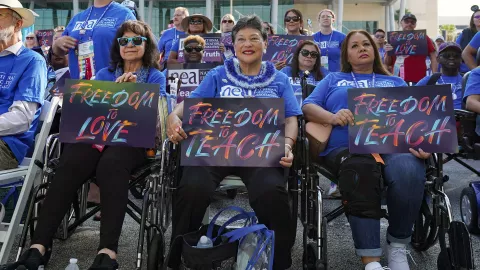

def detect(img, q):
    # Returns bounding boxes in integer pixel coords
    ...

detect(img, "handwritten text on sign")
[347,85,458,154]
[387,30,428,56]
[263,35,313,64]
[181,98,285,167]
[59,80,159,148]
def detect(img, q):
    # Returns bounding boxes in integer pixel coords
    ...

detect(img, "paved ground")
[3,156,480,269]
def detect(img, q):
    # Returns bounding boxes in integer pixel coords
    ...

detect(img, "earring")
[263,48,267,54]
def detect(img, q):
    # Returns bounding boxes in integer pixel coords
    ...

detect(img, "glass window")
[342,21,378,34]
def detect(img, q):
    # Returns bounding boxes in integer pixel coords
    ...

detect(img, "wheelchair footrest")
[449,221,475,269]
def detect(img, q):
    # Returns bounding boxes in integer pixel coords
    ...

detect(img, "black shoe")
[88,253,119,270]
[0,248,47,270]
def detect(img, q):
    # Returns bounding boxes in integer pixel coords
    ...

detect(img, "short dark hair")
[109,20,160,72]
[232,15,267,43]
[374,29,385,34]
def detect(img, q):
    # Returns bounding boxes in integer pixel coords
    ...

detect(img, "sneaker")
[328,183,341,198]
[88,253,119,270]
[387,242,415,270]
[0,248,48,270]
[365,261,390,270]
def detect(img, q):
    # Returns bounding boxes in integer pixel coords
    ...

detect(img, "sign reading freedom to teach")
[59,79,159,148]
[181,98,285,167]
[347,85,458,154]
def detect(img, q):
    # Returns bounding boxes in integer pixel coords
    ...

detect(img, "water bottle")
[195,235,213,248]
[65,258,80,270]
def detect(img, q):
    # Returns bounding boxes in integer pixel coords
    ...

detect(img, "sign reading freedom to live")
[263,35,313,64]
[347,85,458,154]
[181,98,285,167]
[387,30,428,56]
[59,79,159,148]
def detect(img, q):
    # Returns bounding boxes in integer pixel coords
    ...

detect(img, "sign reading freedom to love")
[387,30,428,56]
[347,85,458,154]
[181,98,285,167]
[263,35,313,64]
[59,79,159,148]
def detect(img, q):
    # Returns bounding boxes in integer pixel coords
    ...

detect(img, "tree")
[439,24,457,41]
[394,8,411,24]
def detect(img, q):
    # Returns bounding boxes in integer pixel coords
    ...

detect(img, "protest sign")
[263,35,313,64]
[36,29,54,47]
[178,33,222,63]
[59,79,159,148]
[181,98,285,167]
[348,85,458,154]
[387,30,428,56]
[167,63,220,104]
[221,31,235,59]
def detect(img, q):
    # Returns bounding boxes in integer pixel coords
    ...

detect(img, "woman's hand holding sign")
[409,148,431,160]
[280,144,294,168]
[115,72,137,83]
[330,109,355,126]
[167,113,187,144]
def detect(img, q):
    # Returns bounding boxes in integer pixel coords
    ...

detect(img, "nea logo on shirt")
[220,85,245,98]
[72,18,118,31]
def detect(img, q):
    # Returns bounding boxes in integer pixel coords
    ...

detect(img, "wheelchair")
[7,93,173,270]
[296,79,475,270]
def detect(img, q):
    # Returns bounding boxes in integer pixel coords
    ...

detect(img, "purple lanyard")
[351,72,376,88]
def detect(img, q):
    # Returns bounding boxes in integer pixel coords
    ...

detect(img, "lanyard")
[324,31,333,56]
[351,72,375,88]
[440,74,461,93]
[79,1,114,35]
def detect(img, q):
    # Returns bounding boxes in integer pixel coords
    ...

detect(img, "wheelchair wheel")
[460,186,480,234]
[303,242,318,270]
[411,196,439,251]
[147,232,165,270]
[226,189,238,199]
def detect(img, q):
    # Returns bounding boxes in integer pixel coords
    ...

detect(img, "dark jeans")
[171,166,294,270]
[325,147,426,257]
[31,143,146,253]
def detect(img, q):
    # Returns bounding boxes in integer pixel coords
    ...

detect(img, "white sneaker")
[328,183,341,198]
[365,261,390,270]
[387,242,415,270]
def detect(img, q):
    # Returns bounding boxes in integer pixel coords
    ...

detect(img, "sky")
[438,0,478,16]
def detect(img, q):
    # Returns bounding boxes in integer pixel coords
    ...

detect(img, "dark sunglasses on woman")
[222,19,234,24]
[189,19,204,25]
[300,49,319,58]
[117,36,147,46]
[184,46,204,53]
[284,16,300,23]
[26,36,35,40]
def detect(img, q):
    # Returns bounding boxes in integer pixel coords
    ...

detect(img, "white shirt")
[0,41,40,137]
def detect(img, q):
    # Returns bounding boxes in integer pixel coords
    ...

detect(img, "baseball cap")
[401,13,417,22]
[437,42,462,55]
[435,35,445,42]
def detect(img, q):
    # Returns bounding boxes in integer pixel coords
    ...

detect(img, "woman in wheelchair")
[6,21,166,270]
[302,30,431,270]
[166,15,301,270]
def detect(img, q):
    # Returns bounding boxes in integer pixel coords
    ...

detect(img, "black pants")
[171,166,295,270]
[31,143,146,253]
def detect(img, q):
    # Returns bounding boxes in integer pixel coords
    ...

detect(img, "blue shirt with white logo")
[190,64,302,118]
[280,66,327,106]
[63,2,135,79]
[312,30,346,72]
[0,47,47,163]
[158,28,184,65]
[416,74,463,109]
[303,72,407,156]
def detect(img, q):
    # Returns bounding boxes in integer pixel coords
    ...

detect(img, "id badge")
[450,84,457,100]
[78,40,94,56]
[321,56,329,70]
[78,40,95,80]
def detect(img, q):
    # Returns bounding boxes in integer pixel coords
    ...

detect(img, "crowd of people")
[0,0,479,269]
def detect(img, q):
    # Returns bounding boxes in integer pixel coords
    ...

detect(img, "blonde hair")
[318,9,335,21]
[24,32,38,47]
[220,14,235,32]
[183,35,206,47]
[175,7,189,17]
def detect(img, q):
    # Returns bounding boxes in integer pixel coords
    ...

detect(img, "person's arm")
[462,45,478,69]
[302,77,333,124]
[466,95,480,113]
[167,39,181,64]
[430,53,438,73]
[0,101,38,136]
[284,116,297,146]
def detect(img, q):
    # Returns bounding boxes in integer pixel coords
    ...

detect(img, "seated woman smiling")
[302,30,430,270]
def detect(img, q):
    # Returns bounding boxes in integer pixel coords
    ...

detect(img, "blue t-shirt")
[455,33,471,73]
[95,67,167,96]
[63,2,135,79]
[0,47,47,163]
[463,67,480,135]
[170,38,180,53]
[302,72,407,156]
[416,74,463,109]
[280,66,328,106]
[158,28,184,64]
[190,64,302,118]
[312,30,346,72]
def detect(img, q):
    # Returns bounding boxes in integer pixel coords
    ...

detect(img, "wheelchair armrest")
[454,109,476,121]
[312,162,336,182]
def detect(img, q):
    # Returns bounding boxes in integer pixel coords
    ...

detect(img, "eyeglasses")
[475,15,480,19]
[26,36,35,40]
[300,49,319,58]
[117,36,147,46]
[184,46,204,53]
[375,34,385,39]
[319,15,333,20]
[222,19,234,24]
[189,19,204,25]
[284,16,300,23]
[440,52,461,59]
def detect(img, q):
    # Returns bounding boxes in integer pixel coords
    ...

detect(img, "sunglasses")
[375,34,385,39]
[184,46,204,53]
[117,36,147,46]
[475,15,480,19]
[222,19,234,24]
[26,36,35,40]
[189,19,204,25]
[284,16,300,23]
[300,49,319,58]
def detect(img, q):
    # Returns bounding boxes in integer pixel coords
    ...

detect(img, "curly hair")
[183,35,206,47]
[291,40,323,81]
[108,20,160,72]
[340,30,390,75]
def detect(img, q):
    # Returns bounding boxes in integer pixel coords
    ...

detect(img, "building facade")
[20,0,439,38]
